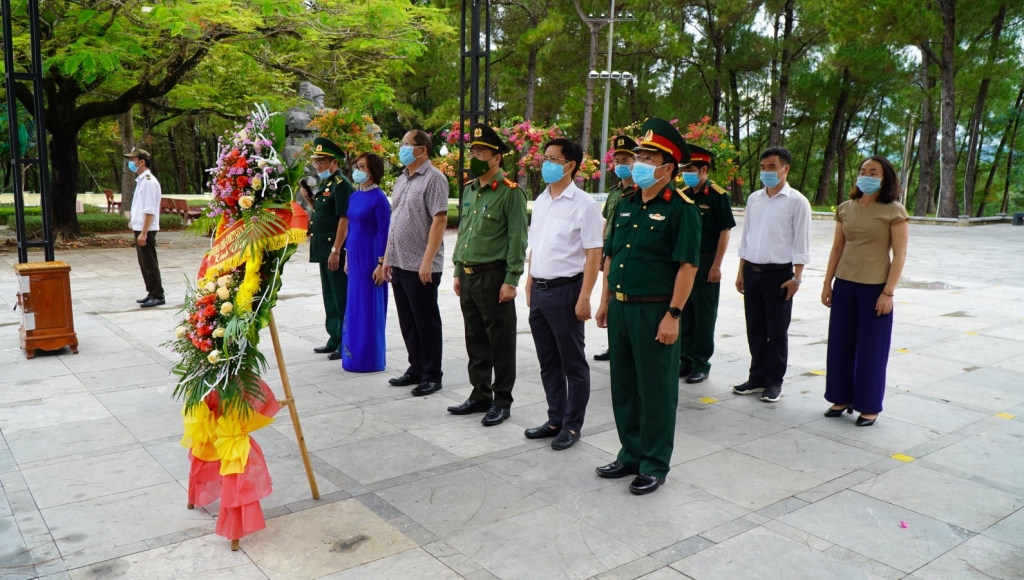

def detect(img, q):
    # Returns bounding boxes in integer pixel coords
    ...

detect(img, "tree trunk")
[980,83,1024,215]
[728,57,744,206]
[963,3,1006,216]
[708,7,723,125]
[936,0,958,218]
[798,127,815,193]
[836,110,855,201]
[915,47,937,216]
[524,47,538,121]
[1002,88,1024,214]
[815,68,850,205]
[575,0,600,153]
[768,0,794,147]
[120,108,136,214]
[48,129,81,238]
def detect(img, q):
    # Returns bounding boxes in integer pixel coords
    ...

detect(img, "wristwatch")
[330,247,339,254]
[668,307,682,319]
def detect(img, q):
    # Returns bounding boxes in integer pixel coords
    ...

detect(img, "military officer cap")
[635,118,690,165]
[122,147,152,159]
[468,123,511,155]
[311,137,344,159]
[612,135,638,155]
[686,144,715,170]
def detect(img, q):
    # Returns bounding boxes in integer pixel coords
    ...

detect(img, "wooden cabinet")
[14,261,78,359]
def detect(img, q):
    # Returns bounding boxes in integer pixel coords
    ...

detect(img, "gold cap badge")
[642,129,654,143]
[474,128,483,137]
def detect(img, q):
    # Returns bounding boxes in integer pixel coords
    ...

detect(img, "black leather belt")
[613,292,672,303]
[745,262,792,272]
[533,272,583,290]
[461,260,505,275]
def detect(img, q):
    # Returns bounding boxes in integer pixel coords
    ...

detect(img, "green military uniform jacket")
[453,171,529,287]
[602,181,637,240]
[309,171,352,263]
[603,185,702,296]
[681,179,736,256]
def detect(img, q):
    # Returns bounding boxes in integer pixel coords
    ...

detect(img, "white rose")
[238,196,254,209]
[217,287,230,301]
[220,302,234,315]
[175,326,187,338]
[217,275,232,288]
[207,350,220,364]
[204,281,217,293]
[213,327,226,338]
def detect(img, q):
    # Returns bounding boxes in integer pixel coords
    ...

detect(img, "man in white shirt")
[125,148,165,308]
[734,147,811,402]
[524,138,604,450]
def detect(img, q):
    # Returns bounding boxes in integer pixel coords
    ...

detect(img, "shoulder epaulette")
[464,177,476,186]
[503,177,518,189]
[710,181,728,195]
[676,190,695,204]
[145,175,152,180]
[622,185,639,197]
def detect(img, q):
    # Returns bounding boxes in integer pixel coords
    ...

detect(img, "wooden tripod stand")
[189,310,320,551]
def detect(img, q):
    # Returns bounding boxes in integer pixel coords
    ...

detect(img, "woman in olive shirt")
[821,155,909,426]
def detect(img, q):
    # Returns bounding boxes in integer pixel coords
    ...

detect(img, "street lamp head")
[610,71,621,79]
[621,72,633,81]
[600,71,610,79]
[589,71,600,79]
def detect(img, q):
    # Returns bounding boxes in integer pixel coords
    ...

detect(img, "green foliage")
[18,212,184,237]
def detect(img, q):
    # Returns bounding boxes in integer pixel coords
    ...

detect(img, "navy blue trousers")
[743,265,793,388]
[825,278,893,414]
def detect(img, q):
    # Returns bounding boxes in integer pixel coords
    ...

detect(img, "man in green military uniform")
[308,137,352,360]
[448,123,529,426]
[594,134,638,362]
[595,118,701,495]
[679,144,736,383]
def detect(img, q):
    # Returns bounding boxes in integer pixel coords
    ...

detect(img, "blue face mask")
[760,171,782,188]
[631,162,665,190]
[541,161,567,184]
[352,169,368,184]
[317,169,332,180]
[399,145,418,166]
[614,164,632,179]
[682,172,700,188]
[857,176,882,195]
[127,161,138,173]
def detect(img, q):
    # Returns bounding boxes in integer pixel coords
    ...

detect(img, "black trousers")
[460,267,516,408]
[392,267,444,383]
[528,278,590,433]
[743,264,793,388]
[134,231,164,300]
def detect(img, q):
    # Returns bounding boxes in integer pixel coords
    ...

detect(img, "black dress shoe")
[524,424,560,439]
[388,373,419,387]
[447,399,491,415]
[136,296,151,304]
[140,297,165,308]
[481,405,510,426]
[595,461,640,479]
[678,366,692,378]
[629,474,666,495]
[327,351,341,360]
[313,345,334,354]
[856,414,877,427]
[411,382,442,396]
[685,371,708,384]
[824,405,854,418]
[593,350,610,361]
[551,429,580,450]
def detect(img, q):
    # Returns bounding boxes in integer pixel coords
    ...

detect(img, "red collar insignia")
[662,189,672,202]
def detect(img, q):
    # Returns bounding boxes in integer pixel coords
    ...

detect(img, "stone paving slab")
[1,220,1023,579]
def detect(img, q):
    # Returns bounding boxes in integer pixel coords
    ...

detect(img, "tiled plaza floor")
[1,219,1023,579]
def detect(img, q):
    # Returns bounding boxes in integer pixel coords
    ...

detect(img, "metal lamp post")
[585,3,635,194]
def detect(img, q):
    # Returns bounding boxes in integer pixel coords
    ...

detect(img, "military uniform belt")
[533,272,583,290]
[462,260,506,275]
[745,262,792,272]
[613,292,672,303]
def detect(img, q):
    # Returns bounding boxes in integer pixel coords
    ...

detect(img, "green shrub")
[447,206,460,229]
[18,212,185,237]
[82,204,105,214]
[0,205,42,225]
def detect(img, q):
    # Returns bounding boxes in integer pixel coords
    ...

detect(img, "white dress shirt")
[528,181,604,279]
[737,183,811,265]
[129,170,162,232]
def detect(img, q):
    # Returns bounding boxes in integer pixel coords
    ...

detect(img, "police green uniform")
[453,124,528,409]
[308,138,352,352]
[604,119,701,480]
[680,145,736,378]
